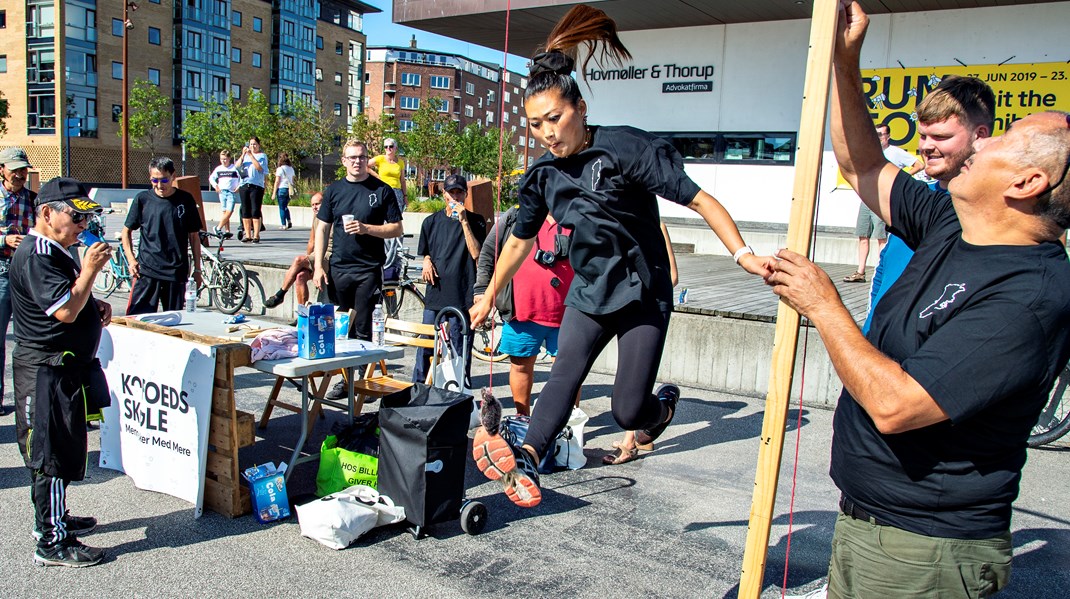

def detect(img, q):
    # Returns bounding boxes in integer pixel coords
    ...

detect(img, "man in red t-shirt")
[476,210,574,415]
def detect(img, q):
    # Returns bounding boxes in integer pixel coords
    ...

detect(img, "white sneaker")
[785,584,828,599]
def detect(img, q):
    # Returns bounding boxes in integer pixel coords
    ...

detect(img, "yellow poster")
[836,62,1069,188]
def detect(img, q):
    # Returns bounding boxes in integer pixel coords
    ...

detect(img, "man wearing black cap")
[11,177,113,567]
[412,174,486,385]
[0,146,37,416]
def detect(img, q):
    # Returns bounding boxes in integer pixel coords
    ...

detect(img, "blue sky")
[361,1,528,73]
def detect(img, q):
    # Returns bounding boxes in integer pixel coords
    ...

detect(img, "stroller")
[376,307,487,539]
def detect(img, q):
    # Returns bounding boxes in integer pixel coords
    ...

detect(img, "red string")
[780,211,823,596]
[488,0,512,389]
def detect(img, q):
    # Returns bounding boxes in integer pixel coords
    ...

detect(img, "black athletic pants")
[127,275,185,315]
[523,298,672,457]
[332,269,381,341]
[32,471,71,549]
[238,184,265,219]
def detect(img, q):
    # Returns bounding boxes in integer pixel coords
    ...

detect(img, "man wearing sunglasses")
[0,147,37,416]
[10,177,113,567]
[121,157,204,315]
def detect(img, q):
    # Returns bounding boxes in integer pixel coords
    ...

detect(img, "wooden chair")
[345,318,437,415]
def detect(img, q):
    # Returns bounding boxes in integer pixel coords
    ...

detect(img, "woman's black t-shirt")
[513,125,700,314]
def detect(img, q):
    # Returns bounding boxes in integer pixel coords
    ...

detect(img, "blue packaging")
[242,462,291,523]
[335,309,350,339]
[78,229,104,246]
[297,303,335,359]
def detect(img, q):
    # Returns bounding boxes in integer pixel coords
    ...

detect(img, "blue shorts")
[219,190,237,212]
[499,320,560,358]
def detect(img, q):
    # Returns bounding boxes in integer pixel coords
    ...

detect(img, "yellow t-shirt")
[370,155,405,189]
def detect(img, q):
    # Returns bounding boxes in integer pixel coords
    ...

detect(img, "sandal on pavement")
[843,271,866,283]
[602,443,638,465]
[636,384,680,446]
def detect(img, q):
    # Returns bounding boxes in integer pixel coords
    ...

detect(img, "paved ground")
[0,283,1067,597]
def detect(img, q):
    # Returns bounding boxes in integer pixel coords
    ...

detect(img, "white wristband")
[733,245,754,264]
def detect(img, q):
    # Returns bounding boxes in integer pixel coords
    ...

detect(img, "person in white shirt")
[208,150,241,238]
[272,152,295,230]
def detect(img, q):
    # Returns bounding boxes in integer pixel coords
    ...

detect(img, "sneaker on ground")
[472,427,541,508]
[222,231,234,240]
[843,271,866,283]
[263,292,285,308]
[784,584,828,599]
[636,384,680,446]
[33,540,105,568]
[324,380,350,400]
[32,513,98,541]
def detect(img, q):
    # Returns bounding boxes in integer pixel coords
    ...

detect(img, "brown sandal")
[602,442,638,465]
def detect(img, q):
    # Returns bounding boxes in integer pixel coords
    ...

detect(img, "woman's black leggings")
[238,183,264,219]
[523,298,672,458]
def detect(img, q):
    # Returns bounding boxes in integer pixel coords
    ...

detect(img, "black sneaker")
[33,513,98,541]
[325,380,349,400]
[237,229,244,241]
[33,540,105,568]
[263,291,285,308]
[636,384,680,446]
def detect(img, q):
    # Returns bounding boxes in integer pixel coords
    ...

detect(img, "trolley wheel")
[460,500,488,535]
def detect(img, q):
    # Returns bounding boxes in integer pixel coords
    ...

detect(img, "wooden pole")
[737,1,838,596]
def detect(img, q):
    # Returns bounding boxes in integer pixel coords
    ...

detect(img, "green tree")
[347,111,397,156]
[117,79,170,154]
[181,90,277,158]
[0,91,9,137]
[455,122,522,180]
[401,97,460,191]
[284,100,343,187]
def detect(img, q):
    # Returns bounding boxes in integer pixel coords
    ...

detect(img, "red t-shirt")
[512,220,575,326]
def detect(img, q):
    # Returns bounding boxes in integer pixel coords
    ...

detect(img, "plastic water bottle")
[372,303,386,346]
[185,277,197,313]
[678,288,689,305]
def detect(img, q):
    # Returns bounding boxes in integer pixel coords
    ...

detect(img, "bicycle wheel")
[382,284,403,319]
[472,313,510,363]
[93,264,118,295]
[386,283,426,321]
[1029,364,1070,447]
[211,260,249,315]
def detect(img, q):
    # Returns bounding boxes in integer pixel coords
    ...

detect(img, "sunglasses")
[384,145,396,149]
[343,155,368,162]
[66,210,90,224]
[150,177,171,184]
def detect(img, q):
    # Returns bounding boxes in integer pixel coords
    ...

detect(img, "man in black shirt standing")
[767,4,1070,597]
[11,177,113,567]
[412,174,486,385]
[314,140,402,398]
[121,157,203,315]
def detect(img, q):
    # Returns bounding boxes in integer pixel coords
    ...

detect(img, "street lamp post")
[121,1,138,188]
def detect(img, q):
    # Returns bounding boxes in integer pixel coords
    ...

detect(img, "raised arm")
[830,1,902,225]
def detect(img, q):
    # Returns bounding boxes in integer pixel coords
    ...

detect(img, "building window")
[502,112,509,123]
[231,47,241,63]
[253,17,262,32]
[111,17,123,36]
[465,82,475,95]
[504,91,510,103]
[148,26,160,45]
[486,111,494,125]
[399,119,415,132]
[334,72,342,86]
[315,68,322,81]
[111,61,123,80]
[112,105,121,122]
[231,83,241,98]
[0,10,6,28]
[464,105,473,118]
[252,52,261,68]
[430,75,450,89]
[333,103,342,116]
[438,100,450,113]
[186,70,202,89]
[231,10,241,26]
[520,116,527,127]
[0,55,6,73]
[488,90,495,104]
[316,35,323,50]
[400,96,420,110]
[148,67,160,85]
[28,91,56,131]
[652,131,797,165]
[335,41,343,55]
[400,72,420,86]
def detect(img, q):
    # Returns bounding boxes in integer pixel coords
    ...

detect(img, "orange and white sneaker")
[472,427,542,508]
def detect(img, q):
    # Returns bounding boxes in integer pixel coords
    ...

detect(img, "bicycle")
[193,230,250,314]
[88,210,135,297]
[472,312,510,363]
[381,247,425,320]
[1029,363,1070,447]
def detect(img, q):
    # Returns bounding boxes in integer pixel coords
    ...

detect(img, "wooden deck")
[673,254,873,325]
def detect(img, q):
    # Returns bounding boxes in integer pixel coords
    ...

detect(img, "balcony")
[384,81,396,93]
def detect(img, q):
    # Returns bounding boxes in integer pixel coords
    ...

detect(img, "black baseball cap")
[36,177,104,214]
[443,174,468,193]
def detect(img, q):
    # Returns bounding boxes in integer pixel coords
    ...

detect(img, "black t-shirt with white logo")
[10,231,102,362]
[124,188,202,280]
[317,176,403,275]
[419,209,487,312]
[513,125,701,314]
[831,170,1070,539]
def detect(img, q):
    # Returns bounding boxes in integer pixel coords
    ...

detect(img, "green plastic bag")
[315,435,380,497]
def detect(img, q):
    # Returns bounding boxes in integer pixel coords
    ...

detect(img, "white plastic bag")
[296,484,405,550]
[550,407,589,470]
